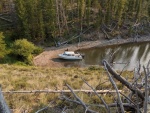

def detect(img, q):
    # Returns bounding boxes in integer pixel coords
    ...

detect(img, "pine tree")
[78,0,85,32]
[86,0,91,26]
[105,0,111,24]
[15,0,29,38]
[116,0,127,27]
[136,0,143,20]
[0,32,7,59]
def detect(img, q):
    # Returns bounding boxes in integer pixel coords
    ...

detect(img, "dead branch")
[61,95,137,111]
[108,103,136,111]
[35,106,48,113]
[35,101,54,113]
[147,60,150,74]
[101,28,110,40]
[101,24,112,32]
[0,17,13,22]
[119,62,130,76]
[81,78,110,113]
[102,60,144,100]
[135,88,141,113]
[132,68,143,87]
[143,66,149,113]
[103,61,125,113]
[119,92,136,106]
[66,84,98,113]
[108,49,118,64]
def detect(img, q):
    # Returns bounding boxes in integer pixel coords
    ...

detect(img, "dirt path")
[33,36,150,67]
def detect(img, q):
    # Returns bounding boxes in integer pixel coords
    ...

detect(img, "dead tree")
[103,62,125,113]
[59,60,150,112]
[0,87,11,113]
[102,60,144,100]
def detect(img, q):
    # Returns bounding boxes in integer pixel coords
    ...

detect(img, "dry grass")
[0,64,134,113]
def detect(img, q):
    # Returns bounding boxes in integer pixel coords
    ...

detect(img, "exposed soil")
[33,36,150,67]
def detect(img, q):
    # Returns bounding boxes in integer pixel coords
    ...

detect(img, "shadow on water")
[53,42,150,70]
[51,58,85,67]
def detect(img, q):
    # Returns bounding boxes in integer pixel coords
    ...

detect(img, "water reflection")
[60,42,150,70]
[77,42,150,70]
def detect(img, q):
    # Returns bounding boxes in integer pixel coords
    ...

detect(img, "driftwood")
[0,88,11,113]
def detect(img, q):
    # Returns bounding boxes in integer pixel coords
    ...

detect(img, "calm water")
[60,42,150,70]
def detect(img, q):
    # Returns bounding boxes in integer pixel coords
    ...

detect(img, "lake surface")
[60,42,150,70]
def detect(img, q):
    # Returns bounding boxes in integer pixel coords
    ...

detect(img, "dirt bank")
[33,36,150,67]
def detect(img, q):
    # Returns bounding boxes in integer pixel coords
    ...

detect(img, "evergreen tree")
[105,0,111,24]
[10,0,150,42]
[15,0,30,39]
[86,0,91,26]
[136,0,143,20]
[116,0,127,27]
[78,0,85,32]
[0,32,7,59]
[148,2,150,18]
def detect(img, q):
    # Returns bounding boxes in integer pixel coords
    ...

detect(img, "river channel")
[62,42,150,71]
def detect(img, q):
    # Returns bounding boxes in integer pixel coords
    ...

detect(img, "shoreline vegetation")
[33,35,150,67]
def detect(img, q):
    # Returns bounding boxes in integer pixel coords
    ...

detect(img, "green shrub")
[12,39,36,64]
[33,47,43,55]
[13,39,36,57]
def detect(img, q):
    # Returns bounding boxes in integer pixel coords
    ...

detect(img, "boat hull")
[59,54,82,60]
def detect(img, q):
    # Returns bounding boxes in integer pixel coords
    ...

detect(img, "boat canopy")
[64,51,75,54]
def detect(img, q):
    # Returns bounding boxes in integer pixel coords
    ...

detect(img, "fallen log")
[2,90,122,94]
[0,17,12,22]
[102,60,144,100]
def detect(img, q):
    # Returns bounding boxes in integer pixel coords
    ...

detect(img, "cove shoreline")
[33,36,150,67]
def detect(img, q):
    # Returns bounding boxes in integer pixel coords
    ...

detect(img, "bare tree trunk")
[143,66,149,113]
[0,88,11,113]
[103,62,125,113]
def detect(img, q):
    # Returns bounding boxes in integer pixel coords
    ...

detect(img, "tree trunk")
[0,88,11,113]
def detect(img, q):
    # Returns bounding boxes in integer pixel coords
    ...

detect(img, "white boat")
[58,51,83,60]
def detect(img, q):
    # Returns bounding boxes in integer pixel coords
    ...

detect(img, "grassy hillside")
[0,64,134,113]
